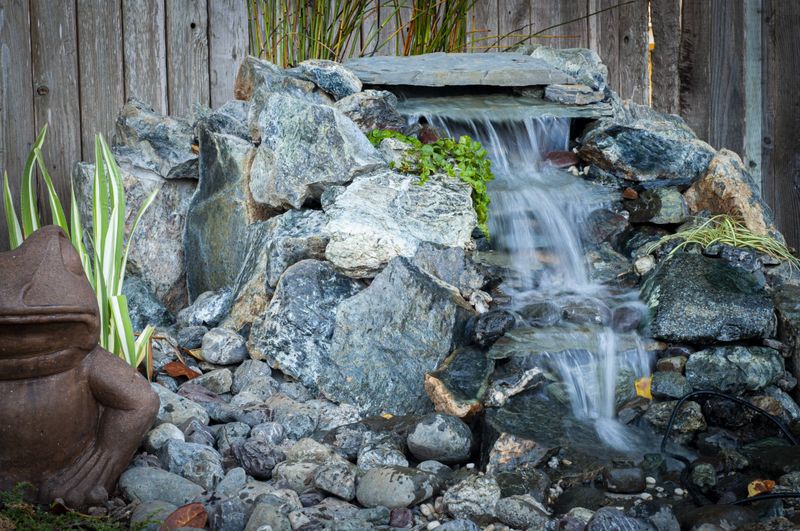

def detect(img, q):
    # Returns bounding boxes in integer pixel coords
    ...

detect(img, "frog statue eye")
[58,231,85,278]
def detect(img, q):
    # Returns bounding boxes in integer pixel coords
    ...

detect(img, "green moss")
[367,129,495,237]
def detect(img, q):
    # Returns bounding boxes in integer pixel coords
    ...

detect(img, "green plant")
[391,0,475,56]
[2,125,157,372]
[368,129,494,237]
[643,214,799,268]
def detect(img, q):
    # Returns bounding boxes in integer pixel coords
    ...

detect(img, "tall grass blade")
[33,148,68,234]
[2,171,23,249]
[20,125,48,237]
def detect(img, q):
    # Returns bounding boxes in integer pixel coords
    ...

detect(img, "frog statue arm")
[40,348,159,507]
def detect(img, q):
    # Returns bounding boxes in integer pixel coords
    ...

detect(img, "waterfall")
[409,109,653,451]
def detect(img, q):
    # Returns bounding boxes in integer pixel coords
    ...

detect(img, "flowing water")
[406,105,653,452]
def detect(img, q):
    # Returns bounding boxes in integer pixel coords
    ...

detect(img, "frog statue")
[0,226,159,508]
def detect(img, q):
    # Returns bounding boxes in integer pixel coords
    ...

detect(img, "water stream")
[407,106,654,452]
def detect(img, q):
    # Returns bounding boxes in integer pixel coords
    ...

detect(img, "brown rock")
[0,227,159,508]
[544,151,579,168]
[622,187,639,200]
[684,149,782,240]
[656,355,687,373]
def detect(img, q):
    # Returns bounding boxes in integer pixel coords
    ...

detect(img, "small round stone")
[407,414,473,465]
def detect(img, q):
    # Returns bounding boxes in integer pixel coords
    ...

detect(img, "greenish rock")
[322,257,474,415]
[690,462,717,489]
[234,55,332,104]
[650,371,692,399]
[488,325,639,360]
[123,275,174,331]
[119,467,205,506]
[775,285,800,386]
[290,59,362,100]
[424,346,494,418]
[443,475,502,522]
[333,89,406,133]
[624,187,688,224]
[531,47,608,91]
[641,253,775,343]
[643,400,706,434]
[684,346,783,394]
[355,466,436,508]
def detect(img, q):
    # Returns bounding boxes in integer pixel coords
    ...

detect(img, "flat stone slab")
[398,94,612,120]
[344,53,575,87]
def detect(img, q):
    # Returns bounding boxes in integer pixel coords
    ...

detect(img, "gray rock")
[216,467,248,499]
[145,422,185,453]
[152,382,210,426]
[195,99,250,141]
[231,376,280,406]
[202,327,248,365]
[234,56,332,103]
[641,253,775,343]
[324,171,477,278]
[357,444,409,471]
[411,241,488,297]
[333,89,406,133]
[247,260,362,391]
[226,209,329,328]
[130,500,177,531]
[323,257,474,415]
[177,325,207,349]
[177,289,232,328]
[183,127,259,299]
[467,310,516,347]
[207,494,254,531]
[233,438,286,480]
[232,360,273,394]
[250,422,286,445]
[216,422,252,457]
[272,460,320,494]
[158,439,225,490]
[587,507,656,531]
[625,187,688,225]
[436,520,481,531]
[531,47,608,91]
[355,466,436,508]
[603,467,646,494]
[495,494,549,529]
[586,243,633,284]
[545,83,605,105]
[248,93,382,210]
[407,414,472,464]
[119,467,205,505]
[344,52,573,87]
[113,98,197,179]
[266,394,320,439]
[643,400,706,436]
[190,368,233,394]
[73,161,195,312]
[685,346,784,394]
[291,59,362,100]
[123,275,174,331]
[313,462,357,501]
[651,371,693,399]
[443,474,501,521]
[245,499,293,531]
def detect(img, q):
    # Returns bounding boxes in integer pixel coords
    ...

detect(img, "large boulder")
[641,253,775,344]
[234,56,331,104]
[290,59,362,100]
[247,260,363,392]
[248,93,382,210]
[73,161,195,312]
[684,149,782,240]
[321,257,474,415]
[530,47,608,91]
[324,171,477,278]
[685,346,784,395]
[225,209,329,328]
[333,90,406,133]
[183,127,260,299]
[112,98,197,180]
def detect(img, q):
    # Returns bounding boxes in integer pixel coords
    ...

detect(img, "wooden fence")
[1,0,798,251]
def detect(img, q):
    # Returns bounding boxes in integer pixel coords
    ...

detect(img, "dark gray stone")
[685,346,784,394]
[119,467,205,506]
[624,187,688,225]
[232,437,287,480]
[411,242,488,297]
[177,289,232,328]
[232,359,273,394]
[651,371,693,399]
[641,253,775,343]
[424,346,494,418]
[587,507,656,531]
[603,467,646,494]
[177,325,207,349]
[333,89,406,133]
[355,466,436,508]
[290,59,362,100]
[407,414,473,464]
[158,439,224,490]
[531,47,608,91]
[202,327,248,365]
[123,275,174,331]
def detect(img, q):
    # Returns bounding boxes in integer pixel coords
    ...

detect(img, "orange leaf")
[748,479,776,497]
[159,502,207,530]
[635,376,652,400]
[163,361,200,380]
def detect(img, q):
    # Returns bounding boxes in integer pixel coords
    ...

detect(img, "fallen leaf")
[187,348,204,361]
[159,502,207,530]
[381,413,394,419]
[163,361,200,380]
[635,376,652,400]
[748,479,775,497]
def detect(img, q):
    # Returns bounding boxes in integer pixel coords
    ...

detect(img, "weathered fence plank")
[708,0,745,154]
[617,0,649,103]
[743,0,762,193]
[0,0,35,250]
[78,0,126,157]
[123,0,168,114]
[361,0,380,56]
[531,0,589,49]
[166,0,210,117]
[498,0,530,49]
[679,0,711,139]
[650,0,680,114]
[209,0,249,108]
[588,0,620,95]
[470,0,498,51]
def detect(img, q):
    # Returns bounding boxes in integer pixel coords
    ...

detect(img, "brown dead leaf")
[747,479,776,497]
[163,361,200,380]
[159,502,207,530]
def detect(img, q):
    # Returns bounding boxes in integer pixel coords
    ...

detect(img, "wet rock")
[546,83,605,104]
[190,368,233,394]
[119,467,205,505]
[678,504,757,530]
[624,187,689,224]
[177,289,231,328]
[113,98,196,179]
[690,462,717,490]
[651,371,693,399]
[158,439,224,490]
[586,243,633,284]
[313,462,357,501]
[290,59,362,100]
[358,444,409,471]
[323,257,474,415]
[685,149,782,239]
[177,325,207,349]
[685,346,783,394]
[641,253,774,343]
[531,47,608,90]
[225,209,329,328]
[334,89,406,133]
[123,275,173,330]
[656,355,687,373]
[232,438,286,479]
[201,327,248,365]
[407,413,473,464]
[443,474,501,522]
[488,325,639,361]
[234,56,331,103]
[748,445,800,476]
[612,304,644,332]
[144,422,185,453]
[411,242,489,298]
[545,151,580,168]
[247,260,362,392]
[424,347,494,418]
[587,507,655,531]
[603,467,646,493]
[626,501,680,531]
[494,468,550,500]
[356,466,436,508]
[519,300,561,327]
[775,285,800,388]
[583,209,631,249]
[465,310,515,347]
[248,93,382,210]
[183,127,259,298]
[151,382,210,426]
[561,296,611,326]
[324,171,476,278]
[643,400,706,438]
[495,494,550,528]
[553,486,606,514]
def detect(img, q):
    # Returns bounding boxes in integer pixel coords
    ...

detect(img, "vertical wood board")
[209,0,248,107]
[650,0,680,114]
[708,0,745,154]
[166,0,210,117]
[123,0,168,113]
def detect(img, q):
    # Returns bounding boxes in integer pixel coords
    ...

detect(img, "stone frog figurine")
[0,226,159,507]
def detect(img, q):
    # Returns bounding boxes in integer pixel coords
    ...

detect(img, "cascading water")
[408,107,653,451]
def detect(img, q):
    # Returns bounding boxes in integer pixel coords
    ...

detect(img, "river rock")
[624,187,689,224]
[531,46,608,90]
[685,149,782,239]
[202,327,248,365]
[234,56,331,103]
[151,382,210,426]
[123,275,173,330]
[356,466,436,508]
[144,422,185,453]
[424,346,494,418]
[158,439,224,490]
[232,359,273,394]
[407,413,473,464]
[290,59,362,100]
[587,507,655,531]
[321,257,474,415]
[651,371,693,399]
[333,89,406,132]
[313,462,357,501]
[495,494,550,529]
[324,171,477,278]
[232,438,286,480]
[643,400,706,436]
[119,467,205,505]
[130,500,176,531]
[685,346,783,394]
[225,210,330,328]
[248,93,382,210]
[641,253,775,343]
[177,325,206,349]
[113,98,196,179]
[191,368,233,394]
[247,260,362,391]
[177,289,231,328]
[603,467,646,494]
[443,475,501,521]
[183,127,260,298]
[357,444,409,471]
